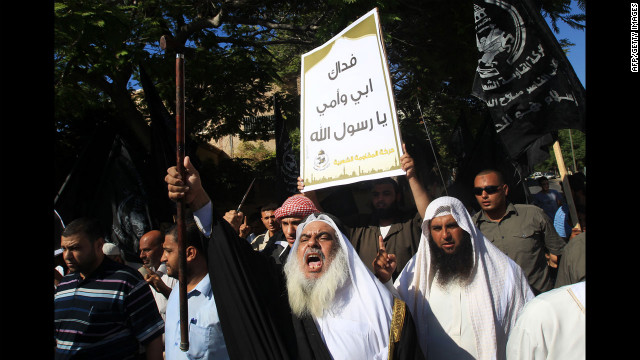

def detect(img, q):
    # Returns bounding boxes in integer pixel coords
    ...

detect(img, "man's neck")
[80,256,105,280]
[186,267,207,293]
[484,206,507,222]
[378,218,394,227]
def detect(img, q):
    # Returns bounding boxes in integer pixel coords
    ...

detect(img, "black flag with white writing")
[471,0,585,159]
[274,95,300,204]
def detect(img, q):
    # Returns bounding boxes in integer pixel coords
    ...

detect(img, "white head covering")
[288,213,394,359]
[394,196,533,360]
[102,242,123,257]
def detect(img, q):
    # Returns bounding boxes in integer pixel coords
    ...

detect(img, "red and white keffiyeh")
[274,195,318,221]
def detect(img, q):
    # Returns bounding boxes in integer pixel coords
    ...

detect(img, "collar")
[477,202,518,223]
[188,273,212,299]
[275,240,289,248]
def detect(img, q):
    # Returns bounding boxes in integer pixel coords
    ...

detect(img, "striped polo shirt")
[54,257,164,359]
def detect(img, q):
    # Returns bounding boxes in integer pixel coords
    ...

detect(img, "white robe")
[289,214,395,360]
[506,281,585,360]
[425,278,477,359]
[393,196,534,359]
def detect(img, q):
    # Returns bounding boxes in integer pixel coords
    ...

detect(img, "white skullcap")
[102,242,122,256]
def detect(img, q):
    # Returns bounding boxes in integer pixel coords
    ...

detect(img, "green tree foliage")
[55,0,585,193]
[534,129,586,174]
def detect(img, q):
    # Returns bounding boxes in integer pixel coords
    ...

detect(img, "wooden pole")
[568,129,578,173]
[175,53,189,352]
[552,141,581,232]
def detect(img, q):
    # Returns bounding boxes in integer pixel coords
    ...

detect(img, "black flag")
[471,0,585,160]
[92,135,154,262]
[55,128,155,263]
[274,95,299,204]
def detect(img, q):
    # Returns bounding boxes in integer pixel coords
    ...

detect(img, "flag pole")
[161,34,189,352]
[552,140,580,232]
[416,99,448,196]
[175,52,190,352]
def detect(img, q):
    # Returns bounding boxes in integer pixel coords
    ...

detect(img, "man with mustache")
[162,219,230,359]
[54,217,164,359]
[249,202,280,251]
[374,196,533,359]
[472,169,565,294]
[165,156,423,359]
[138,229,178,323]
[261,195,319,264]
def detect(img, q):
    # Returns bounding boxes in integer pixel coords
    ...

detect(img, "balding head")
[139,230,164,268]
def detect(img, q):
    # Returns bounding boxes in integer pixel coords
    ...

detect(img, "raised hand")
[239,215,251,238]
[223,210,244,233]
[142,265,172,298]
[372,235,397,283]
[400,143,416,179]
[165,156,210,211]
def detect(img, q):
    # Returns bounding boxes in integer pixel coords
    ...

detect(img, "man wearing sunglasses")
[471,169,565,295]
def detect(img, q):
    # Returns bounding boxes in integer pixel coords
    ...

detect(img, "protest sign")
[300,8,404,192]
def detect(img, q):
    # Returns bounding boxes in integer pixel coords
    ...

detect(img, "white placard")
[300,8,404,192]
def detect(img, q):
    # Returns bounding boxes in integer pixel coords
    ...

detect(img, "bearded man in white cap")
[374,196,534,360]
[165,156,424,360]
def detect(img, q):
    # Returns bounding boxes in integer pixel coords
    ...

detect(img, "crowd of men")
[54,146,586,359]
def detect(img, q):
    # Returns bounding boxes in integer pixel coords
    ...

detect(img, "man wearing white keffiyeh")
[373,196,534,360]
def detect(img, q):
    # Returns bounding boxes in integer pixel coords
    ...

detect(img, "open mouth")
[305,251,324,272]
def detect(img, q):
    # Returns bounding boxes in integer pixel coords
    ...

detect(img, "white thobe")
[426,278,478,359]
[313,285,388,360]
[506,281,585,360]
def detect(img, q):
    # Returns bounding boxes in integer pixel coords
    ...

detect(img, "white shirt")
[152,263,178,321]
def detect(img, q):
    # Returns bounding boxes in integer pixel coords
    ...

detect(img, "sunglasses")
[473,185,501,196]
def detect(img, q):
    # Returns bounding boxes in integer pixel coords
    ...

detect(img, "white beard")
[284,245,349,319]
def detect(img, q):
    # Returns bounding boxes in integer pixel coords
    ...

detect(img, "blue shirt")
[165,273,230,359]
[533,189,561,220]
[553,204,572,239]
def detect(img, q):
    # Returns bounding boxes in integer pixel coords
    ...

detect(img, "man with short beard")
[374,196,534,360]
[165,157,423,360]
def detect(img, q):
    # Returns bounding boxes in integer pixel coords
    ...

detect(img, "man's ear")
[503,183,509,196]
[95,237,105,255]
[186,246,197,262]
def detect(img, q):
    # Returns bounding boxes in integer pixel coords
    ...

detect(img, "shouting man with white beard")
[165,157,424,360]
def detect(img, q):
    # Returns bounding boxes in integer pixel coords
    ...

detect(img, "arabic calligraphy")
[494,89,577,133]
[481,44,547,89]
[310,111,388,142]
[316,78,374,115]
[328,54,358,80]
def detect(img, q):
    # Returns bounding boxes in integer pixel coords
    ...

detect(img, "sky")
[546,1,586,88]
